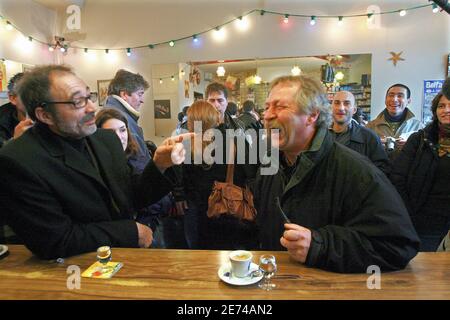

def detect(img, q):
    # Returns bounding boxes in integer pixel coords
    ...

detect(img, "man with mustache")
[254,75,419,273]
[330,91,389,174]
[367,84,423,153]
[0,65,189,259]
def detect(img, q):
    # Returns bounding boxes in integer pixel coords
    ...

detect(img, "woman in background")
[391,88,450,251]
[177,100,258,250]
[95,108,174,248]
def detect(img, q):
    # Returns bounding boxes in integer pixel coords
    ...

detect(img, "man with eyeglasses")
[0,65,190,259]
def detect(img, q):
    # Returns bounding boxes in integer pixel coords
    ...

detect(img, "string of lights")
[0,3,437,54]
[0,3,441,82]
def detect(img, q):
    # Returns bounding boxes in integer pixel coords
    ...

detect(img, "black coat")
[180,124,258,249]
[254,126,419,273]
[0,124,171,259]
[337,122,390,175]
[390,122,450,251]
[238,112,262,131]
[390,123,440,215]
[0,102,19,148]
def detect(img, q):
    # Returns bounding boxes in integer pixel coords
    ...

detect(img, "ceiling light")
[335,71,344,81]
[216,66,225,77]
[291,65,301,76]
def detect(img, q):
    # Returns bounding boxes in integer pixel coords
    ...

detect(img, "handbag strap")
[225,138,236,184]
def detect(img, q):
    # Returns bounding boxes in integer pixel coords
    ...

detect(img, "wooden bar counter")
[0,245,449,300]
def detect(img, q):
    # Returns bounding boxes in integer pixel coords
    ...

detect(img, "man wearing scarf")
[367,84,423,154]
[104,70,151,172]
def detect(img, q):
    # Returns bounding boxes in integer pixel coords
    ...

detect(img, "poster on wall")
[189,66,201,86]
[22,64,35,73]
[97,79,112,106]
[154,99,171,119]
[422,80,444,124]
[447,54,450,77]
[0,60,7,92]
[184,80,190,98]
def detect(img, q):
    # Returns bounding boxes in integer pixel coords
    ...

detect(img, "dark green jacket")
[254,125,419,273]
[331,121,390,175]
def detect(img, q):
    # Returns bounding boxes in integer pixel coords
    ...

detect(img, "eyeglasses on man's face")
[41,92,98,109]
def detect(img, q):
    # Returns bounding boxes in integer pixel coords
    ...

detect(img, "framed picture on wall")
[154,99,171,119]
[97,79,112,106]
[447,54,450,77]
[184,80,190,98]
[22,64,35,73]
[0,60,7,92]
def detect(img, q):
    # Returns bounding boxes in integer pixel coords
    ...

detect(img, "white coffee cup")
[229,250,253,278]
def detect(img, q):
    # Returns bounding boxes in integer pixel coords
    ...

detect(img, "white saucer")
[0,245,8,258]
[218,262,263,286]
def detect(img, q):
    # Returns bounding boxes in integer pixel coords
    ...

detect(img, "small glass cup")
[258,254,277,291]
[96,246,112,271]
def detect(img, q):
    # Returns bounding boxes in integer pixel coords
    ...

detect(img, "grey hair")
[269,75,332,128]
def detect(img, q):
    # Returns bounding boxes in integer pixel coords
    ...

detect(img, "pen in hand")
[275,197,291,224]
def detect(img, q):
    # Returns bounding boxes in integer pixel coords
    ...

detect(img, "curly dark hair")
[431,81,450,122]
[242,100,255,113]
[205,82,228,99]
[108,69,149,96]
[16,65,74,121]
[226,102,238,116]
[7,72,24,95]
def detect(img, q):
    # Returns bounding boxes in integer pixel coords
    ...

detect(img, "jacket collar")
[105,96,139,121]
[34,123,109,190]
[283,125,332,195]
[348,121,366,144]
[373,108,416,125]
[111,95,140,118]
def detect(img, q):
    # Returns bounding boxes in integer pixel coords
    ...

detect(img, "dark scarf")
[438,123,450,157]
[383,108,408,123]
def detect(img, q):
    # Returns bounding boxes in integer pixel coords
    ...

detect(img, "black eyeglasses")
[41,92,98,109]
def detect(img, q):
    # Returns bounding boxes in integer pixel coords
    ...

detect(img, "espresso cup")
[229,250,253,278]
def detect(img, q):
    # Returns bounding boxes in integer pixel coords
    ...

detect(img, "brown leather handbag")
[207,142,257,222]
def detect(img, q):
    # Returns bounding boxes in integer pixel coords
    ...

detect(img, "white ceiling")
[32,0,85,10]
[32,0,426,11]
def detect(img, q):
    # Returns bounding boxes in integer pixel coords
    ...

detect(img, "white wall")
[0,0,56,67]
[348,54,372,84]
[151,63,178,139]
[1,0,449,143]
